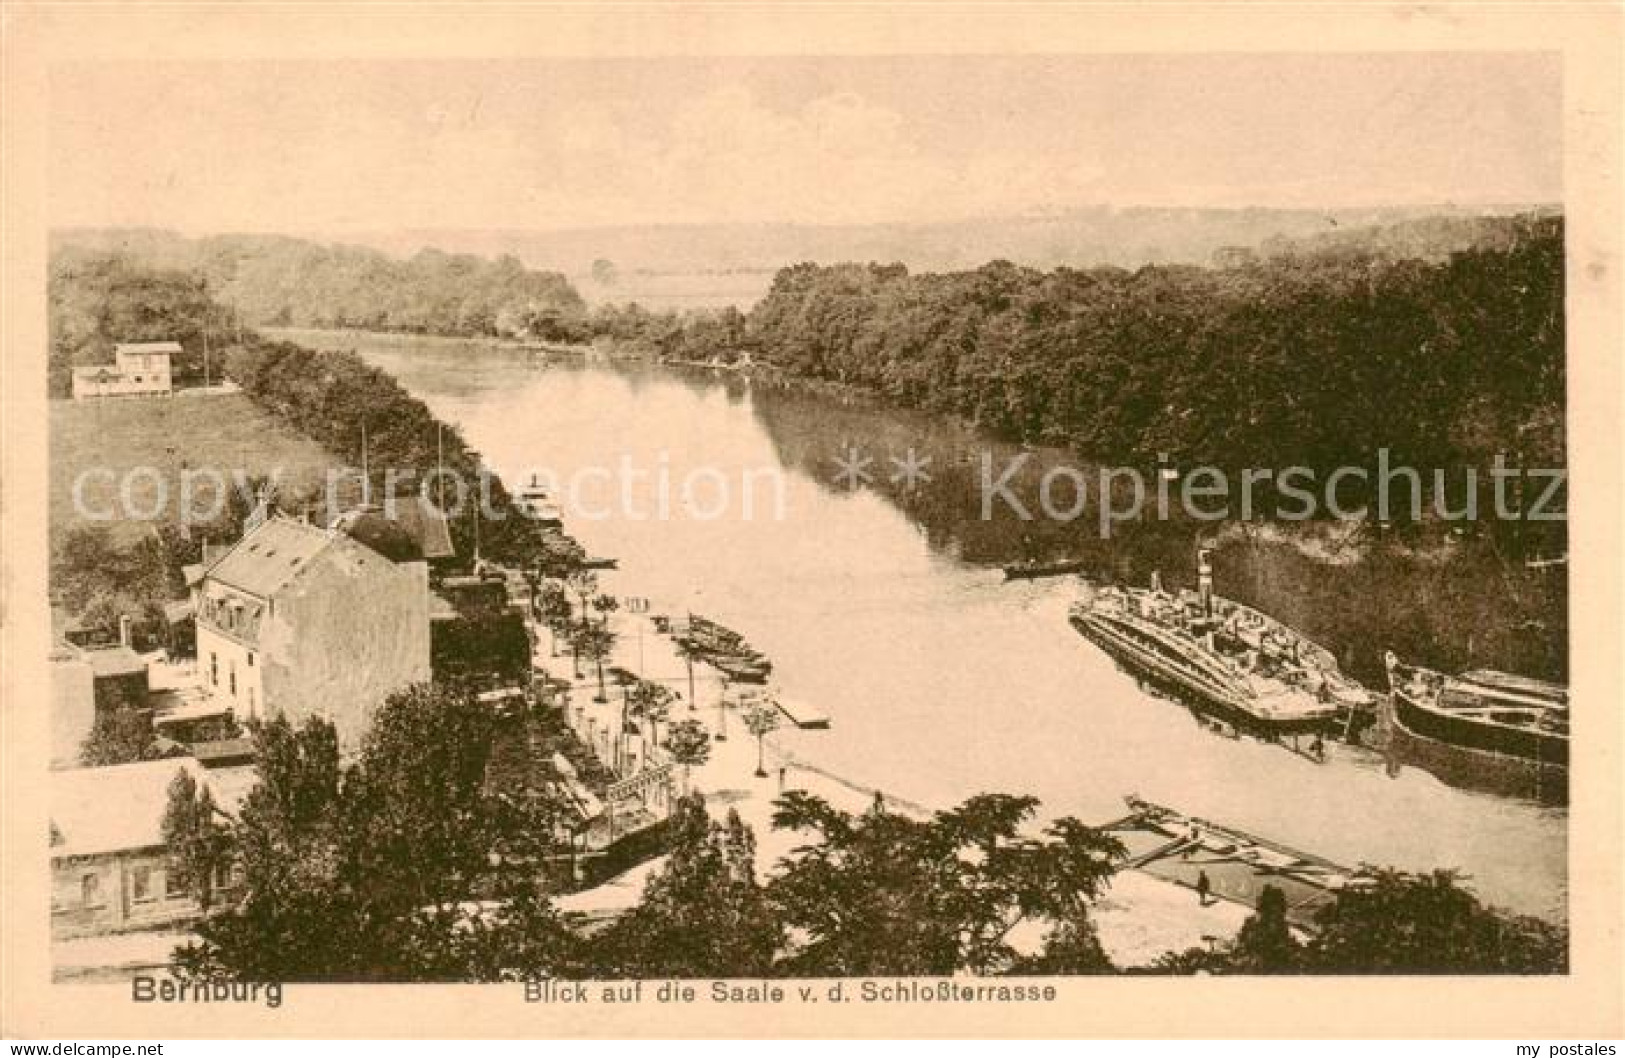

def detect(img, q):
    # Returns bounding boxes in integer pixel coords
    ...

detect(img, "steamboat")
[1384,653,1568,767]
[1070,549,1374,733]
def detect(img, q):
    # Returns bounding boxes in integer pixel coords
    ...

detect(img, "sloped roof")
[202,516,336,600]
[384,499,455,560]
[115,341,182,355]
[191,738,256,767]
[51,759,211,857]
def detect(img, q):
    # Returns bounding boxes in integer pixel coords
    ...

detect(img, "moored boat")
[1070,548,1374,733]
[1003,558,1088,581]
[711,653,772,683]
[1384,653,1568,767]
[513,474,564,526]
[675,613,774,682]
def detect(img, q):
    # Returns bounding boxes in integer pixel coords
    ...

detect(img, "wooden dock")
[773,696,830,729]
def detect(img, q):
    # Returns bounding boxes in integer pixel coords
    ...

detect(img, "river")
[279,329,1568,921]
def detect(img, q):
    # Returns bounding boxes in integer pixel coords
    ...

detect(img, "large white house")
[71,341,179,400]
[192,509,433,750]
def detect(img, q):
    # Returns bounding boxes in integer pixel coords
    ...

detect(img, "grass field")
[50,392,344,545]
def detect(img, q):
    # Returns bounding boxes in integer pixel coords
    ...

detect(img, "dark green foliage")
[666,215,1563,508]
[569,622,616,701]
[662,718,711,795]
[53,524,183,622]
[52,234,587,349]
[1227,884,1301,973]
[431,610,532,684]
[80,704,161,767]
[1153,870,1566,975]
[222,339,548,565]
[1307,868,1567,974]
[161,769,232,910]
[172,687,579,982]
[768,791,1122,976]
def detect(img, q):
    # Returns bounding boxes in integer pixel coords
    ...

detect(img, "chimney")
[1150,570,1163,595]
[1197,547,1214,617]
[117,613,133,647]
[244,481,275,535]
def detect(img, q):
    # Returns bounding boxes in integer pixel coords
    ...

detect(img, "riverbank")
[309,326,1565,922]
[533,601,1255,967]
[266,325,592,358]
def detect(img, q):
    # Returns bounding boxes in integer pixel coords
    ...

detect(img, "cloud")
[46,56,1558,234]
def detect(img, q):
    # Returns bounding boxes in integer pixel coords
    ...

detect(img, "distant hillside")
[52,206,1558,331]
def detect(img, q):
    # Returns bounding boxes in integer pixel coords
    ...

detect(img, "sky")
[48,53,1561,234]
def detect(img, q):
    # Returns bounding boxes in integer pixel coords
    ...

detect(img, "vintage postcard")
[2,1,1621,1041]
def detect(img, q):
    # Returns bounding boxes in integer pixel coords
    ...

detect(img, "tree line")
[648,214,1565,502]
[49,237,589,397]
[222,336,580,570]
[48,250,230,397]
[164,683,1566,981]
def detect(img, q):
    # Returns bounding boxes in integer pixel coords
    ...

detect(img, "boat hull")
[1391,686,1568,767]
[1004,560,1087,581]
[1072,614,1337,734]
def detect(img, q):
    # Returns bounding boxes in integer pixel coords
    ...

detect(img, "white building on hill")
[71,341,178,400]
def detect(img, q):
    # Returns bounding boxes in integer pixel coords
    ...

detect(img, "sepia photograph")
[2,1,1621,1043]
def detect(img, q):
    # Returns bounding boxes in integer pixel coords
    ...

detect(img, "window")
[80,872,101,907]
[210,652,218,686]
[229,663,237,697]
[213,863,238,893]
[165,869,186,898]
[131,865,155,903]
[247,651,255,668]
[247,687,255,711]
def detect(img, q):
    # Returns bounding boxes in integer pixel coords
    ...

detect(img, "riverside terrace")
[527,595,1351,963]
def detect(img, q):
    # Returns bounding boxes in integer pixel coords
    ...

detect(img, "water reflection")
[290,331,1567,920]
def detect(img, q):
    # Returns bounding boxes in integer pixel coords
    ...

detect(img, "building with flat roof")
[70,341,178,400]
[50,758,245,939]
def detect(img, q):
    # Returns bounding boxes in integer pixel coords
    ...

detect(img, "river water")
[283,329,1568,921]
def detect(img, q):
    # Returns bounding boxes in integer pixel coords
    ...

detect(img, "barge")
[1384,653,1568,767]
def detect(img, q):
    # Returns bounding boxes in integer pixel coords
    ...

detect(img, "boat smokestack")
[1197,547,1213,617]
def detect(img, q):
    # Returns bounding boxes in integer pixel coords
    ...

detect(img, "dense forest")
[47,251,229,396]
[50,214,1566,497]
[50,232,587,367]
[662,214,1564,489]
[221,337,580,569]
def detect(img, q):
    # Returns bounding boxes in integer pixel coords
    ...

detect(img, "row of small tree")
[164,680,1565,981]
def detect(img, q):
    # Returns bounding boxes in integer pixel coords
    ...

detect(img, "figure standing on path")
[1196,870,1213,906]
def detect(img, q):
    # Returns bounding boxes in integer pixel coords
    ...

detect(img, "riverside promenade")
[538,601,1251,967]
